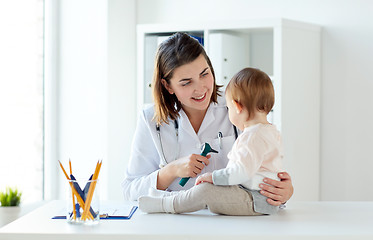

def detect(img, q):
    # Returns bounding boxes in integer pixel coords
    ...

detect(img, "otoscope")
[179,143,218,187]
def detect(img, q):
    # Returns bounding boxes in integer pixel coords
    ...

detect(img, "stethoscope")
[156,119,238,168]
[156,120,179,168]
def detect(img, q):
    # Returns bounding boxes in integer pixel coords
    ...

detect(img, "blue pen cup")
[66,178,100,224]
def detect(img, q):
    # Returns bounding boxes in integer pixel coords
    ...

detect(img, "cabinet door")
[208,32,250,89]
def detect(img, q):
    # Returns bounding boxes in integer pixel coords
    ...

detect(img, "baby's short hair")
[225,68,274,117]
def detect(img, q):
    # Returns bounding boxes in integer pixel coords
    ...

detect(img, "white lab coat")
[121,97,238,201]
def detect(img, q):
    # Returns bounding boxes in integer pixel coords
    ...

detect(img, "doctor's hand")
[172,154,211,178]
[195,172,213,185]
[157,154,211,191]
[259,172,294,206]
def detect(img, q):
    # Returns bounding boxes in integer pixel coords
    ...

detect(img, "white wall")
[54,0,108,199]
[136,0,373,201]
[107,0,137,201]
[53,0,373,201]
[50,0,137,201]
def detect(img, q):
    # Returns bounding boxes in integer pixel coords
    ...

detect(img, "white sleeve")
[121,110,161,201]
[212,135,264,186]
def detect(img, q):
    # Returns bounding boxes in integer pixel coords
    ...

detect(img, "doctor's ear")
[161,79,174,94]
[232,100,243,114]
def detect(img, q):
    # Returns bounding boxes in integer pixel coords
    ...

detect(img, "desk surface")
[0,200,372,240]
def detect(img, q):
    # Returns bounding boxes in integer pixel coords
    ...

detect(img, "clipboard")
[52,206,138,220]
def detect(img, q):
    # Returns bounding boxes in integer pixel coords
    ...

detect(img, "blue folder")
[52,206,138,220]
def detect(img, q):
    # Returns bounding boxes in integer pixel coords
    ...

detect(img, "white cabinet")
[137,19,321,201]
[208,31,250,89]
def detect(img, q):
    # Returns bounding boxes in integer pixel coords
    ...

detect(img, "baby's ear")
[161,79,174,94]
[232,100,243,114]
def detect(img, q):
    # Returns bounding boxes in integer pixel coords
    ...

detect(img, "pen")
[70,174,97,218]
[218,132,223,149]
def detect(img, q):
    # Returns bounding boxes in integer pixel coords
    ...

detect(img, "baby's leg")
[172,182,215,213]
[139,183,262,215]
[172,183,262,215]
[138,183,212,213]
[205,185,262,216]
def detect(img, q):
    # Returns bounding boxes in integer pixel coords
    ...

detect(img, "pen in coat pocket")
[218,132,223,149]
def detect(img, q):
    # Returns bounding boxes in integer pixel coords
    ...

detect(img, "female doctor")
[122,32,294,206]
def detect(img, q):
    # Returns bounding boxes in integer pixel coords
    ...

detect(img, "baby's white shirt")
[212,123,284,190]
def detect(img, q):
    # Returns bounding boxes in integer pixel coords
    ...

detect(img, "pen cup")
[66,178,100,224]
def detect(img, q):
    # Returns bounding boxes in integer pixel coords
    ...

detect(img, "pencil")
[69,159,77,220]
[81,161,101,220]
[81,160,102,220]
[58,160,69,179]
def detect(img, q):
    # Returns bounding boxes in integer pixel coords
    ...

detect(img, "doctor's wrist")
[157,164,179,190]
[165,159,184,178]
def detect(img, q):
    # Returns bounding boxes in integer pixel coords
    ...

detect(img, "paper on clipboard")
[99,203,138,219]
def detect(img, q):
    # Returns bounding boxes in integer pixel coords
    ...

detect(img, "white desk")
[0,200,372,240]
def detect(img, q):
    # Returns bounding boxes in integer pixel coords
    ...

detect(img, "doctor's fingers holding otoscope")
[167,154,211,178]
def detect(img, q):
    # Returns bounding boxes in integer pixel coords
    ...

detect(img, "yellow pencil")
[81,160,102,220]
[69,159,77,220]
[58,160,69,179]
[81,161,100,220]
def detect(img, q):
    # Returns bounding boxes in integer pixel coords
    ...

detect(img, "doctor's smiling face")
[162,54,214,116]
[152,32,221,125]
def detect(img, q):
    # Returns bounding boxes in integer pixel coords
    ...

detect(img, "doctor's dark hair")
[226,68,274,118]
[152,32,221,125]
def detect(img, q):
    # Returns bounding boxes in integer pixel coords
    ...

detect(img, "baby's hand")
[195,172,213,185]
